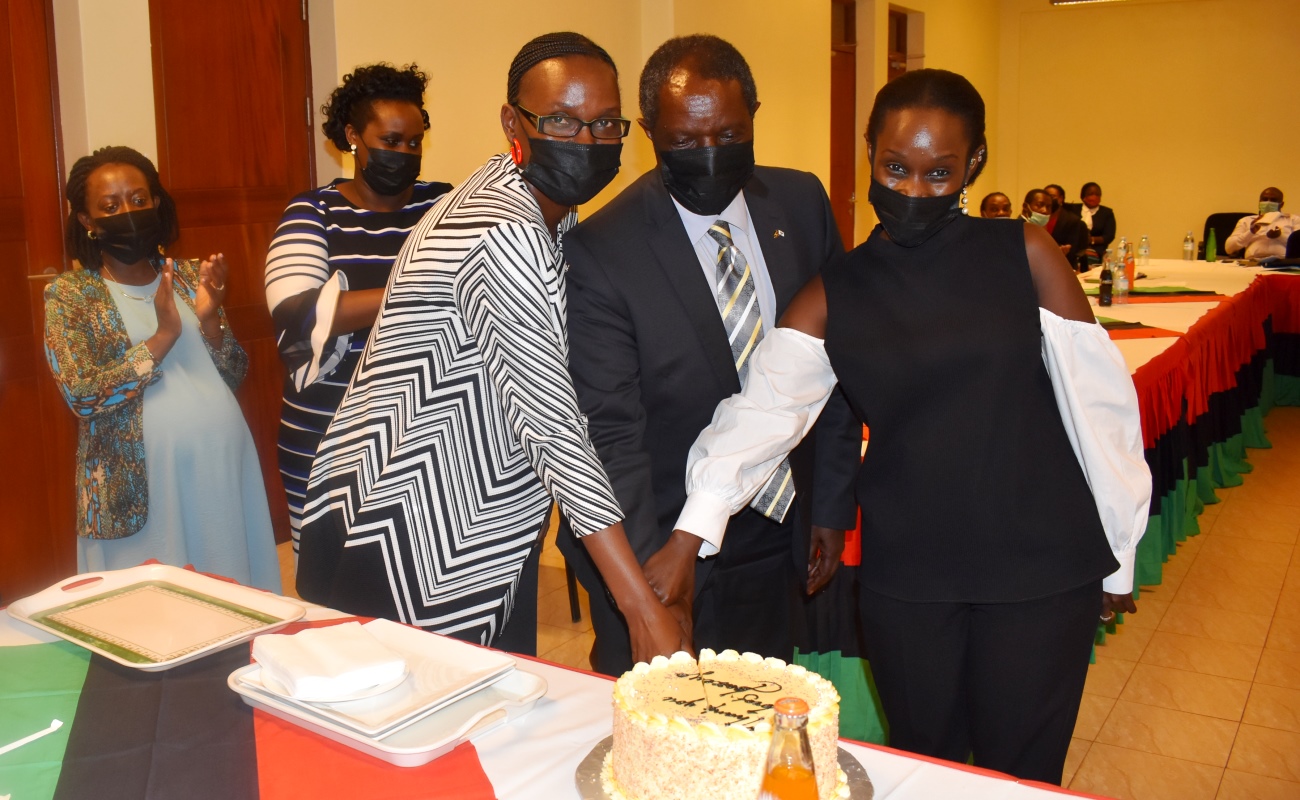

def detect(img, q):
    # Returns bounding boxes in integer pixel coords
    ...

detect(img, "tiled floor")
[1066,406,1300,799]
[277,406,1300,799]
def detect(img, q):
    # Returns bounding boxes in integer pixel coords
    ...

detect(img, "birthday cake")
[603,649,846,800]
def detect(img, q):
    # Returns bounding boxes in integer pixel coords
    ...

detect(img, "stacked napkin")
[252,621,407,702]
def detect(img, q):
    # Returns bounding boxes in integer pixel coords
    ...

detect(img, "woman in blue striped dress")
[264,63,451,556]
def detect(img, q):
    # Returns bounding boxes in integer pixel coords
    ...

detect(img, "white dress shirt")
[672,190,777,333]
[1225,211,1300,260]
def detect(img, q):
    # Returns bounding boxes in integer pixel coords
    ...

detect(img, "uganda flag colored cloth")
[0,619,496,800]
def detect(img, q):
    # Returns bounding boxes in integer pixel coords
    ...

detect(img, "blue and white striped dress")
[264,179,451,552]
[298,154,623,645]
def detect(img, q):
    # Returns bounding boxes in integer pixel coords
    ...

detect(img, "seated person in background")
[980,191,1012,218]
[1065,182,1116,268]
[1043,183,1090,271]
[1226,187,1299,260]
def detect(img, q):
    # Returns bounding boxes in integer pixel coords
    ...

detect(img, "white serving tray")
[7,564,305,671]
[242,619,516,736]
[230,665,547,767]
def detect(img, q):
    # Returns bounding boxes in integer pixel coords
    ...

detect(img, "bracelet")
[202,322,227,343]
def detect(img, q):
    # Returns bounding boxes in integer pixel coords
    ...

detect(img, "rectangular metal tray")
[230,665,547,767]
[7,564,305,671]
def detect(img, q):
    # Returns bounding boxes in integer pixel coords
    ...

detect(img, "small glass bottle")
[758,697,819,800]
[1205,227,1218,262]
[1098,251,1113,307]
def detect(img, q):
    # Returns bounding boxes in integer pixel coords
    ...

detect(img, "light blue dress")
[78,274,282,592]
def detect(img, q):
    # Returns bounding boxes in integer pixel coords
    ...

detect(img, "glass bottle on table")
[1205,227,1217,262]
[759,697,818,800]
[1112,247,1129,304]
[1098,250,1113,307]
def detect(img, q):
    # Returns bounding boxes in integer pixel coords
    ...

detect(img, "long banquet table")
[0,600,1111,800]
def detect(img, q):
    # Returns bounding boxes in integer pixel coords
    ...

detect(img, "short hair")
[1024,188,1047,204]
[1080,182,1102,198]
[64,146,179,271]
[506,32,617,106]
[980,192,1009,212]
[321,63,431,151]
[639,34,758,130]
[1261,186,1285,201]
[866,69,987,184]
[1044,183,1065,197]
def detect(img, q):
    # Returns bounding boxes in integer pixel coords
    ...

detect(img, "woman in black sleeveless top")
[672,70,1150,784]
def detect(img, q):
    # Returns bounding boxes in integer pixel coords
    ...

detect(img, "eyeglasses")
[514,105,631,140]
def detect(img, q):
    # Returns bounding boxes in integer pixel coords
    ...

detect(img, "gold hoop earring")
[86,229,97,240]
[960,186,969,216]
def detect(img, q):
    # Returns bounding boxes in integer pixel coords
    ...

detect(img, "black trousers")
[567,508,804,677]
[858,580,1102,785]
[491,524,543,657]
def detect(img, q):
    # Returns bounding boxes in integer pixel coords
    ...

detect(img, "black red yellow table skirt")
[0,617,497,800]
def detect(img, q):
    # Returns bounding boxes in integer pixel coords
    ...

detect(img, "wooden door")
[0,0,76,602]
[830,0,857,250]
[149,0,315,543]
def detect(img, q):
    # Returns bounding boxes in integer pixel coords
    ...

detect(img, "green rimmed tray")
[7,564,304,671]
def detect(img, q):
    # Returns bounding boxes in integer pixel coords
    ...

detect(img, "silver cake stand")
[576,736,874,799]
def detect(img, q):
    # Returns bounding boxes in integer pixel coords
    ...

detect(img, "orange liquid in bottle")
[758,764,818,800]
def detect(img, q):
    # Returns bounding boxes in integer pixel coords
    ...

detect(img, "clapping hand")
[195,253,228,326]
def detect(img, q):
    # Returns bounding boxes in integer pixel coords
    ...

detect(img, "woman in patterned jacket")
[299,33,689,660]
[44,146,280,591]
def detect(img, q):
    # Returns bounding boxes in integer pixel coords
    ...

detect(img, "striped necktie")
[707,220,796,523]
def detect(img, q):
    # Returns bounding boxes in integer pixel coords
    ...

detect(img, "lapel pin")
[773,229,785,238]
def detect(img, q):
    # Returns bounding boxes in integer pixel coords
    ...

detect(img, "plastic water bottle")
[1112,248,1129,304]
[1183,231,1195,260]
[1137,235,1150,267]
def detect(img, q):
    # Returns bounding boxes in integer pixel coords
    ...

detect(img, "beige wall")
[53,0,157,167]
[998,0,1300,258]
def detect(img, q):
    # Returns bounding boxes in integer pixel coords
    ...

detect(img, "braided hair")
[866,69,987,185]
[321,63,431,151]
[639,35,758,130]
[506,32,616,106]
[65,146,179,271]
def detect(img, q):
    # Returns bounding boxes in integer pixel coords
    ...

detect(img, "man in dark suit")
[1044,184,1091,271]
[558,34,861,676]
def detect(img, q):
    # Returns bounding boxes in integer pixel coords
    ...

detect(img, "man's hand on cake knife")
[582,521,693,662]
[806,526,845,595]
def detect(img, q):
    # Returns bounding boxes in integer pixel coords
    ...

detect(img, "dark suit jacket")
[560,167,861,575]
[1050,207,1092,270]
[1064,203,1116,255]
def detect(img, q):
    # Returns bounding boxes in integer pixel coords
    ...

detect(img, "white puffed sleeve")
[675,327,839,556]
[1040,307,1152,595]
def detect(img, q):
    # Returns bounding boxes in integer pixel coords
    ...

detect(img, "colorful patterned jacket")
[43,258,248,539]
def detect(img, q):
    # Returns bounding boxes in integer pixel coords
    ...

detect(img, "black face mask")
[95,207,164,265]
[867,179,962,247]
[359,147,422,196]
[658,141,755,216]
[519,138,622,207]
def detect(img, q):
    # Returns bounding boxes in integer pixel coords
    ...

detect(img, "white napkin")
[252,621,407,702]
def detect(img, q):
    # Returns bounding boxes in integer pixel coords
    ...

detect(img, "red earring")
[510,138,523,166]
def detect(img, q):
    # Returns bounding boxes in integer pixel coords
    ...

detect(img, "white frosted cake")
[603,649,847,800]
